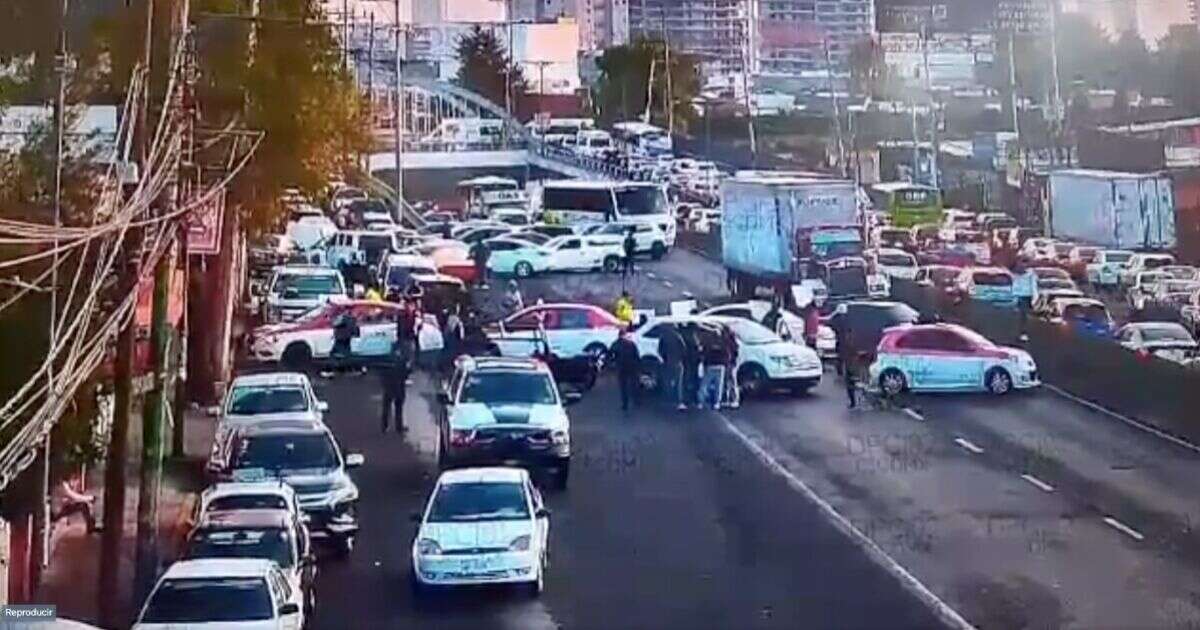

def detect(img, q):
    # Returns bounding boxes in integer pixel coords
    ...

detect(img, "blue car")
[954,267,1017,307]
[1048,298,1114,338]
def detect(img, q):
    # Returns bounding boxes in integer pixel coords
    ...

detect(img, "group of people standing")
[611,321,740,413]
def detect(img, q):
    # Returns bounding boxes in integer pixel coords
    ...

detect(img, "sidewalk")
[34,407,216,627]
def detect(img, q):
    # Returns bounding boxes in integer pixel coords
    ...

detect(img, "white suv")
[583,222,669,260]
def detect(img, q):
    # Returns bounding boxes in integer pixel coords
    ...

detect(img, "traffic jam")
[131,121,1198,627]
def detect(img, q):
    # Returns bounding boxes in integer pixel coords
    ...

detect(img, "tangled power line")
[0,33,262,489]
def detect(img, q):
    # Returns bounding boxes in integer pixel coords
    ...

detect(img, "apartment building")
[580,0,631,51]
[626,0,873,84]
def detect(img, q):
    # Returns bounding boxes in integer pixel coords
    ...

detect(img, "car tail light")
[449,429,474,446]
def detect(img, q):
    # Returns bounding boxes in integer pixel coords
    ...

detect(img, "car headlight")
[551,430,569,445]
[509,535,531,552]
[417,538,442,556]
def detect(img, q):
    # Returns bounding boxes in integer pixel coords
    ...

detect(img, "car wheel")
[879,368,907,397]
[650,242,667,260]
[515,261,534,278]
[281,343,313,371]
[603,256,621,273]
[551,463,569,490]
[985,367,1013,395]
[333,535,354,558]
[738,364,769,397]
[583,343,609,371]
[639,358,662,392]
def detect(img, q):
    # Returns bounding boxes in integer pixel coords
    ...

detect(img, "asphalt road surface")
[300,248,1200,629]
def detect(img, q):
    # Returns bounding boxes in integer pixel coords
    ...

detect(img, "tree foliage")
[594,38,699,131]
[454,26,527,113]
[848,36,894,99]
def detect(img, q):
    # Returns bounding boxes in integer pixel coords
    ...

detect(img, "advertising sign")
[188,187,225,255]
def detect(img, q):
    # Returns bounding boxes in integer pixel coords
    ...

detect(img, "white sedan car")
[134,558,305,630]
[249,299,438,368]
[1116,321,1198,364]
[631,315,823,395]
[870,248,919,280]
[411,467,550,595]
[700,301,837,359]
[486,303,623,361]
[486,235,625,277]
[206,373,327,473]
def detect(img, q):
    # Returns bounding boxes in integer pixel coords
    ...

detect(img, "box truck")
[721,173,875,304]
[1048,169,1176,251]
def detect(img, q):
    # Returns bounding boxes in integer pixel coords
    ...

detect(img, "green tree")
[1153,26,1200,112]
[594,38,699,130]
[455,25,527,113]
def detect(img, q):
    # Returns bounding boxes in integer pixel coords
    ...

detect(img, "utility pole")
[342,0,350,72]
[740,11,757,164]
[393,0,405,219]
[824,39,846,177]
[911,103,921,182]
[922,4,939,189]
[368,12,375,117]
[99,0,154,623]
[660,11,674,136]
[1047,0,1063,164]
[1008,31,1020,141]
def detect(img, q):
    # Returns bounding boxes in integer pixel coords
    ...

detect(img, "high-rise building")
[579,0,630,52]
[626,0,874,84]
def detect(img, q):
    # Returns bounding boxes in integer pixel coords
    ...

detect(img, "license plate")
[460,557,493,573]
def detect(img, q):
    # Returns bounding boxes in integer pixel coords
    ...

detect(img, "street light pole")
[393,0,405,220]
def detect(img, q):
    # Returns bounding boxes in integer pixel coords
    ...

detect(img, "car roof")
[410,272,465,286]
[229,372,310,388]
[1123,321,1189,331]
[437,466,529,485]
[889,322,973,336]
[237,419,327,437]
[203,481,296,501]
[456,356,549,374]
[876,247,914,256]
[160,558,278,580]
[197,508,294,530]
[1056,297,1106,308]
[274,265,340,277]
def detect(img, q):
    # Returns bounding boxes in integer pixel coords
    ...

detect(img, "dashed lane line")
[1020,473,1055,493]
[1102,516,1145,541]
[902,408,924,421]
[715,412,978,630]
[954,437,984,454]
[662,280,673,288]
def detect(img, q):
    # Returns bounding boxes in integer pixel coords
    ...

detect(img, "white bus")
[612,121,673,156]
[526,117,595,145]
[537,180,676,247]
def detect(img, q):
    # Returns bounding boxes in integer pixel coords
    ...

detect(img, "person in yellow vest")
[613,291,634,326]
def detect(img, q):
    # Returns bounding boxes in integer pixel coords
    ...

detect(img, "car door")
[271,568,303,630]
[527,478,549,556]
[551,237,586,270]
[893,330,968,390]
[351,304,396,356]
[494,308,546,357]
[932,330,989,389]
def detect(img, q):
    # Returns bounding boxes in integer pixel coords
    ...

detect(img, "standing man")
[839,325,858,409]
[622,227,637,278]
[442,305,464,372]
[328,309,360,378]
[613,291,634,326]
[720,325,740,409]
[470,240,491,289]
[379,339,412,433]
[658,322,687,411]
[503,280,524,314]
[612,327,641,412]
[1012,261,1037,342]
[681,323,703,409]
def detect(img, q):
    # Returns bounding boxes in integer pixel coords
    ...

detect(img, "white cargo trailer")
[1047,169,1175,250]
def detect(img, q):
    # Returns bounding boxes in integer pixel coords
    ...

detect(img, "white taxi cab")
[486,303,622,361]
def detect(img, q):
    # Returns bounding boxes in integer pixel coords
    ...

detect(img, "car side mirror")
[535,507,551,519]
[316,400,330,412]
[279,602,301,616]
[562,390,583,406]
[206,405,221,417]
[345,453,365,468]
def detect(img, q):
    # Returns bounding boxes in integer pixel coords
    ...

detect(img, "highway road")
[302,248,1200,629]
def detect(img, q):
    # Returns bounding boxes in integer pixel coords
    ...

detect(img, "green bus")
[868,182,943,228]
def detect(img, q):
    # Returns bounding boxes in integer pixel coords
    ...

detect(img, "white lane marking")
[1020,474,1055,493]
[1044,384,1200,456]
[662,280,673,288]
[714,413,978,630]
[1103,516,1145,541]
[903,408,924,422]
[646,272,657,279]
[954,437,984,454]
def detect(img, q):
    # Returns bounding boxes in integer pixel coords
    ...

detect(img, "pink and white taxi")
[868,323,1040,396]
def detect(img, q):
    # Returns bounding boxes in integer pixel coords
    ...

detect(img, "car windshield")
[459,372,557,405]
[973,272,1012,286]
[815,241,865,259]
[1105,252,1133,263]
[1039,278,1075,290]
[1141,325,1194,343]
[615,186,668,216]
[226,386,308,415]
[1075,248,1098,261]
[140,578,273,623]
[184,527,295,568]
[427,482,530,522]
[725,320,779,345]
[273,273,341,298]
[1064,304,1109,322]
[1144,257,1173,269]
[208,495,288,512]
[878,253,915,266]
[233,433,339,471]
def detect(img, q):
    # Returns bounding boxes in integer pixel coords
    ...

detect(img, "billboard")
[187,187,225,256]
